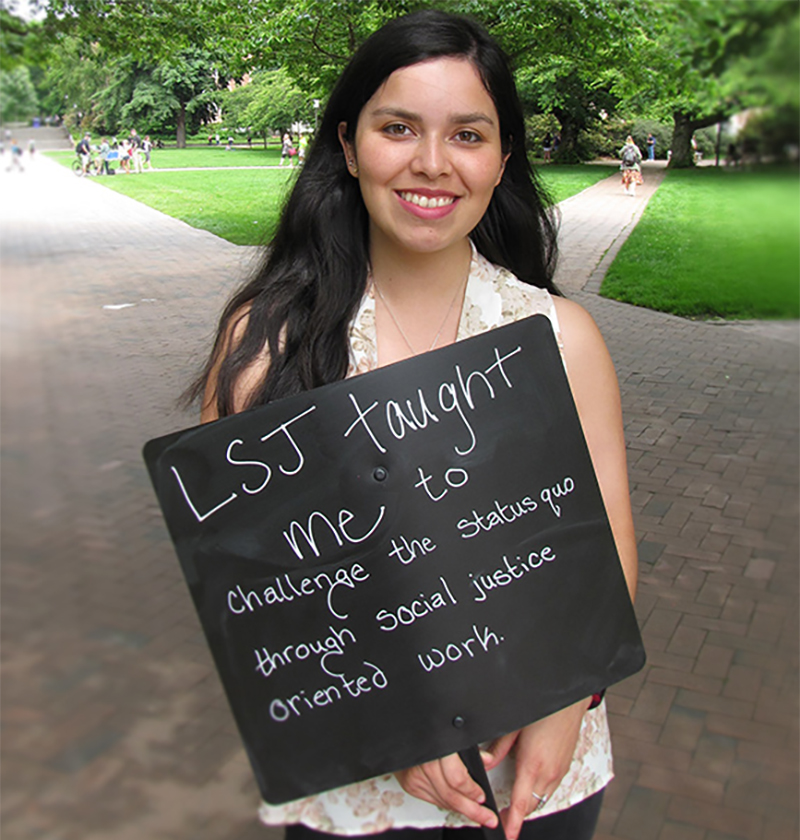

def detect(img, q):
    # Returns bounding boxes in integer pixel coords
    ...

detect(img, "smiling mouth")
[397,191,456,208]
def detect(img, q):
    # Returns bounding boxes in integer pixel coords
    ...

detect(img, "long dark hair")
[189,9,558,417]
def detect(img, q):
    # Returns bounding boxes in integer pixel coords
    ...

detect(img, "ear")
[338,122,358,177]
[495,151,511,186]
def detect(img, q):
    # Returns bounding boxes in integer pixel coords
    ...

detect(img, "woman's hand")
[394,754,499,829]
[482,698,589,840]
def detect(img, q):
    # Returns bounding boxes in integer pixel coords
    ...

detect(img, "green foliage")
[222,68,310,139]
[43,0,239,67]
[38,39,221,144]
[738,106,800,163]
[38,36,104,131]
[635,0,800,168]
[0,4,28,70]
[0,64,39,121]
[32,0,800,169]
[600,167,800,319]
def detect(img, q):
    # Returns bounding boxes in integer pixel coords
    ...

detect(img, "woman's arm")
[488,298,638,840]
[199,304,270,424]
[408,299,638,836]
[553,296,638,597]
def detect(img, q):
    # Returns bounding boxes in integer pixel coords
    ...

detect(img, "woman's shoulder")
[200,301,271,422]
[551,297,610,369]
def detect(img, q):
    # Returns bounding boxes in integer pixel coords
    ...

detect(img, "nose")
[410,134,452,179]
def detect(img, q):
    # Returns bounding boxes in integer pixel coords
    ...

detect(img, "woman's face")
[339,57,508,261]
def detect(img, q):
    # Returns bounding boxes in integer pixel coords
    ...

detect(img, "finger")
[442,794,499,829]
[439,754,486,803]
[415,763,498,828]
[481,732,518,770]
[502,770,542,840]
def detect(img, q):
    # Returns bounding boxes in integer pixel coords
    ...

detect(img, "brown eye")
[384,124,412,136]
[455,130,482,143]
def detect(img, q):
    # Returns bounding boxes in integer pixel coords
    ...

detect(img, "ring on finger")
[531,791,548,810]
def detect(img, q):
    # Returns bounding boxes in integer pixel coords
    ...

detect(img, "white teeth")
[399,191,455,208]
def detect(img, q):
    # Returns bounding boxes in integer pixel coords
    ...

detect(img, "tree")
[38,35,104,131]
[38,39,220,145]
[223,68,310,146]
[636,0,799,167]
[0,64,39,121]
[242,0,650,161]
[133,49,219,146]
[0,3,28,71]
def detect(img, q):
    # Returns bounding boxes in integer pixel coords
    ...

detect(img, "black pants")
[285,789,604,840]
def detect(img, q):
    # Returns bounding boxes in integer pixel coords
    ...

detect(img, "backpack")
[622,145,638,166]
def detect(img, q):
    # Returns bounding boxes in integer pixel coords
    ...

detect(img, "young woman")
[619,136,643,197]
[190,11,637,840]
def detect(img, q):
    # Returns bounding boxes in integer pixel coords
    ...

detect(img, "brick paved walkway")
[2,155,797,840]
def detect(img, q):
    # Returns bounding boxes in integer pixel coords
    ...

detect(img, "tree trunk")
[552,108,583,163]
[176,102,187,149]
[669,111,695,168]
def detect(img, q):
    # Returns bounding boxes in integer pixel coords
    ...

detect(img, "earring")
[349,159,358,174]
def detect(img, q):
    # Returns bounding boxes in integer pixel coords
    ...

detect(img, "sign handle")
[458,745,507,840]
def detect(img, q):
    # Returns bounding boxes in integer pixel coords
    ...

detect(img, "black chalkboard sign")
[144,315,644,805]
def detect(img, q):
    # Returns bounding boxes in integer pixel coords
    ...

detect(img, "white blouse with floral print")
[258,245,614,835]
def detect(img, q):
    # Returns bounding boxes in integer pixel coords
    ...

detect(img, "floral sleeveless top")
[258,246,614,834]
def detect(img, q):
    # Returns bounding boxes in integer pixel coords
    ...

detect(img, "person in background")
[646,133,656,161]
[99,137,111,175]
[142,135,154,170]
[280,131,294,166]
[619,135,643,197]
[75,133,92,176]
[6,138,24,172]
[542,131,553,163]
[298,132,309,165]
[118,138,131,174]
[129,128,143,174]
[188,11,637,840]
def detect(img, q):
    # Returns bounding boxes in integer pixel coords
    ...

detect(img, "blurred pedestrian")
[280,131,294,166]
[298,132,309,165]
[130,129,144,174]
[619,135,643,197]
[6,138,24,172]
[99,137,112,174]
[646,133,656,161]
[75,133,92,176]
[542,131,553,163]
[142,135,154,170]
[119,138,131,174]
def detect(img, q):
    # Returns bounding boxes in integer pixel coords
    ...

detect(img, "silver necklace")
[374,274,466,355]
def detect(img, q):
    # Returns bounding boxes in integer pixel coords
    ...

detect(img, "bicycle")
[72,154,102,177]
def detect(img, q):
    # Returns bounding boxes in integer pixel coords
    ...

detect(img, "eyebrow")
[369,107,496,126]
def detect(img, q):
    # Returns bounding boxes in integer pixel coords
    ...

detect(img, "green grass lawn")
[601,167,800,319]
[536,164,618,204]
[97,167,299,245]
[47,151,617,246]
